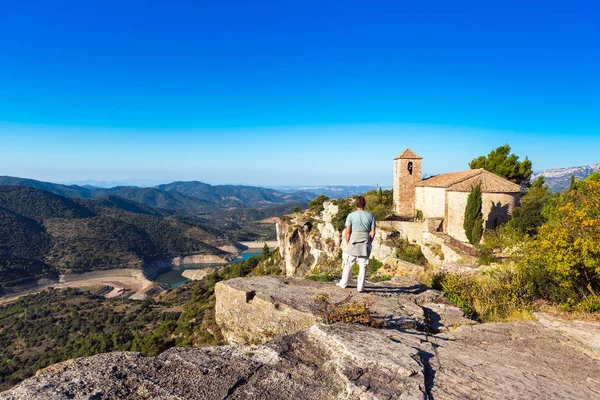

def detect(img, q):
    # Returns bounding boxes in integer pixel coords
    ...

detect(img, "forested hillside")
[0,252,279,391]
[0,186,225,286]
[0,176,313,212]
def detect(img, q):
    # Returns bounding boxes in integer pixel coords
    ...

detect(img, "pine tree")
[463,184,483,244]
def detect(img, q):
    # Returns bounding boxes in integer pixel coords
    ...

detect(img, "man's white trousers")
[338,252,369,292]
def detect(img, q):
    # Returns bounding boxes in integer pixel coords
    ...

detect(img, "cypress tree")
[568,175,576,192]
[463,184,483,245]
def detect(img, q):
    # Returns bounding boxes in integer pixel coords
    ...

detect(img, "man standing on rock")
[337,195,376,292]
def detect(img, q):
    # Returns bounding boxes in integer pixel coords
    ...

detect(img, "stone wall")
[446,191,520,243]
[415,186,445,218]
[446,191,470,242]
[378,220,429,244]
[482,192,520,229]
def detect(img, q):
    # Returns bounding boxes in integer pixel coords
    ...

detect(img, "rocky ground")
[2,276,600,400]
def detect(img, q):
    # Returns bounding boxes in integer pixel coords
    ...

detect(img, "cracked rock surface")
[215,276,474,344]
[3,276,600,399]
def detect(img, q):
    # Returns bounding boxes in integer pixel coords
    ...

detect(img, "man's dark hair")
[355,196,366,209]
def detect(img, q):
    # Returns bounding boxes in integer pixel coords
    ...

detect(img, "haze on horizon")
[1,1,599,186]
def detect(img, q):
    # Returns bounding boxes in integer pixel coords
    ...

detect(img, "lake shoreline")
[0,244,278,305]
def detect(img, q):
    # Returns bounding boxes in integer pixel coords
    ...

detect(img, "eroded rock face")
[276,203,395,277]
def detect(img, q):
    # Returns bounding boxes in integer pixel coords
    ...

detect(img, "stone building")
[393,148,521,243]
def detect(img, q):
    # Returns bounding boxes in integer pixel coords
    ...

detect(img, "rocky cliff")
[275,202,467,278]
[4,276,600,399]
[276,202,398,277]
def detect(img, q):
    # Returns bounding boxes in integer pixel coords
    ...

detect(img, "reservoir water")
[154,249,262,287]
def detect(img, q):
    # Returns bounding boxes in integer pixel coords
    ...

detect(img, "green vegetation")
[0,186,246,285]
[331,198,354,231]
[0,252,282,390]
[201,202,304,241]
[306,274,335,282]
[385,232,427,266]
[314,293,382,328]
[463,184,483,245]
[431,267,532,322]
[508,176,551,235]
[434,173,600,321]
[469,144,533,185]
[308,194,329,214]
[364,189,394,220]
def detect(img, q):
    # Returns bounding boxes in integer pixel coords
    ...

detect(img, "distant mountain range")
[532,163,600,192]
[275,185,383,199]
[0,176,314,214]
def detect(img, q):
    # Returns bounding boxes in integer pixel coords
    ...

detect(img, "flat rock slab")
[4,322,600,400]
[215,276,473,344]
[432,321,600,399]
[535,312,600,358]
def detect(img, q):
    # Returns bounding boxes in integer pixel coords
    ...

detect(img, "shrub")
[314,293,382,328]
[415,209,423,221]
[331,199,354,232]
[517,177,600,304]
[364,189,394,220]
[308,195,329,215]
[306,275,334,282]
[386,232,427,266]
[431,267,533,322]
[576,296,600,313]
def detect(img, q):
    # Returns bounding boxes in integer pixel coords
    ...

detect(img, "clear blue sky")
[1,1,599,186]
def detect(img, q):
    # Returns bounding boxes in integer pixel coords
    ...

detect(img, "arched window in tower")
[407,162,413,175]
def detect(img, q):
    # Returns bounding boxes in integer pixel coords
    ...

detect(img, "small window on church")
[407,162,413,175]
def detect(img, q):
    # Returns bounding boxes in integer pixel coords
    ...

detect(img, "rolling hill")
[0,186,226,287]
[0,176,314,213]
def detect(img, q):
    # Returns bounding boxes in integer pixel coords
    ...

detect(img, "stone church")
[393,148,521,243]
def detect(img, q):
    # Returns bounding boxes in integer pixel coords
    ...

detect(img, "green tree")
[463,184,483,245]
[568,175,576,192]
[293,205,301,213]
[261,243,271,259]
[518,177,600,302]
[509,176,552,235]
[308,194,329,214]
[469,144,533,186]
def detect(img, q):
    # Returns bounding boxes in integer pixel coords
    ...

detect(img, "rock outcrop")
[276,202,396,276]
[215,276,473,344]
[213,276,600,399]
[5,276,600,400]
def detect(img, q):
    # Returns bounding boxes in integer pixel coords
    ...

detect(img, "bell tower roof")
[394,148,423,160]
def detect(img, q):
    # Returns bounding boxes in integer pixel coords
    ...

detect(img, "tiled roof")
[416,169,522,193]
[394,148,423,160]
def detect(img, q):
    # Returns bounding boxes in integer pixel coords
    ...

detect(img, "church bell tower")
[393,148,422,216]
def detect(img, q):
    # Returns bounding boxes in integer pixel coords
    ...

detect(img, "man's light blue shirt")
[345,210,376,232]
